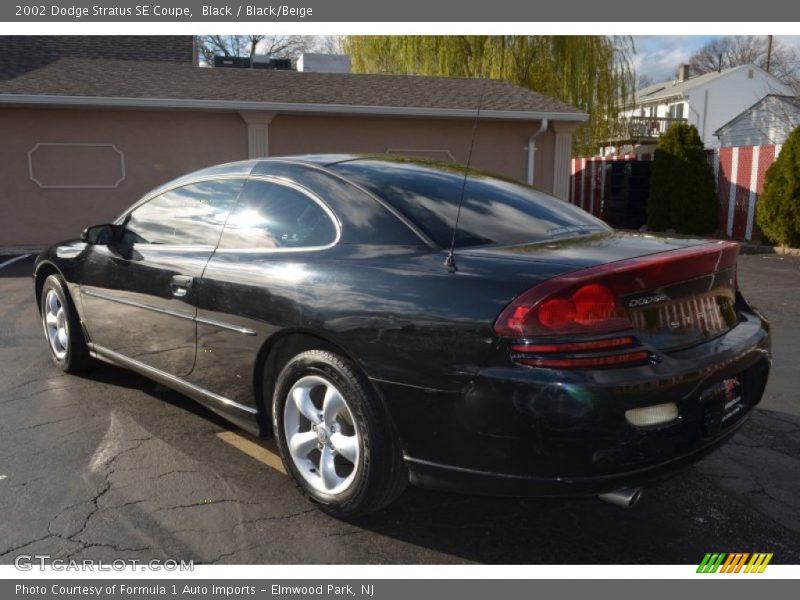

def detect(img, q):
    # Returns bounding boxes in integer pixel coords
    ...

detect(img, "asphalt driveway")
[1,252,799,564]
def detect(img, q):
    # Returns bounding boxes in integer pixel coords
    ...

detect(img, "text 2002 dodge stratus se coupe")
[34,155,770,516]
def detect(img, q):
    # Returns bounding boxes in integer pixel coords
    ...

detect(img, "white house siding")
[684,68,793,148]
[717,96,800,147]
[623,65,792,149]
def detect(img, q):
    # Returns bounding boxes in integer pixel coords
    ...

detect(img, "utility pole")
[766,35,773,73]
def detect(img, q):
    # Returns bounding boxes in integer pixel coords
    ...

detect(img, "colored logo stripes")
[697,553,773,573]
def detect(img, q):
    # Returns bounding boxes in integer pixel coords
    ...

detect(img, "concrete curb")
[739,244,800,257]
[0,246,43,256]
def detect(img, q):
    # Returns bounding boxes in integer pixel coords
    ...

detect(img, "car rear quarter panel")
[190,244,576,411]
[290,246,575,390]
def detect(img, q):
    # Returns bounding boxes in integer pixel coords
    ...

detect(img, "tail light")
[495,241,739,369]
[509,336,649,368]
[515,351,651,369]
[502,281,632,337]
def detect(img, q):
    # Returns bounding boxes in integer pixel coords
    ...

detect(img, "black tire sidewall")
[272,351,377,514]
[40,274,89,372]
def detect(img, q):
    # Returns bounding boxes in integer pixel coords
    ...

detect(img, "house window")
[668,103,684,119]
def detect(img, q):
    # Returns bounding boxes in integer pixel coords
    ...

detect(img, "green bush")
[756,125,800,247]
[647,123,717,234]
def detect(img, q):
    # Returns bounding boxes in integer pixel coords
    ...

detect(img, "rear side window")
[218,179,338,250]
[122,178,244,246]
[332,160,610,248]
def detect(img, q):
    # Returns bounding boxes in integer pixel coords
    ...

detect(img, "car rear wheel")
[40,274,92,373]
[272,349,407,517]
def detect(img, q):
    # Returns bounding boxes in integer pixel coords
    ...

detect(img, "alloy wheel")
[283,375,361,495]
[43,289,69,360]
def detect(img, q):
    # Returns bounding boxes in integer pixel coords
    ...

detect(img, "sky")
[632,35,800,83]
[219,35,800,86]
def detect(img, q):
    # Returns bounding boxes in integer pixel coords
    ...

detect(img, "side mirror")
[80,224,117,245]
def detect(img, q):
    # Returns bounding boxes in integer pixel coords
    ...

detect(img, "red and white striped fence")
[569,145,782,241]
[713,144,782,241]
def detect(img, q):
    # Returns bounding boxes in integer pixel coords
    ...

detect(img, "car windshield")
[331,158,610,248]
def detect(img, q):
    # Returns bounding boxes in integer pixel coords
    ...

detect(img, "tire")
[272,349,407,517]
[40,274,92,373]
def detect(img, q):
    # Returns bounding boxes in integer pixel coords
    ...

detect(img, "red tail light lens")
[518,351,650,369]
[495,241,739,338]
[510,336,635,354]
[572,283,616,325]
[510,336,646,369]
[538,298,576,329]
[498,281,631,336]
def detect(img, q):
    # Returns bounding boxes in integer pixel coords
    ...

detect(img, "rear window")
[331,159,610,248]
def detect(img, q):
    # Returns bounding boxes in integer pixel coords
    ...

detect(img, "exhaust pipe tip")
[598,486,643,509]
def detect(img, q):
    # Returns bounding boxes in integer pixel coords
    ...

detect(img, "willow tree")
[343,36,634,155]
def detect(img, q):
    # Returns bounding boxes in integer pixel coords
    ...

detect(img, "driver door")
[80,178,245,377]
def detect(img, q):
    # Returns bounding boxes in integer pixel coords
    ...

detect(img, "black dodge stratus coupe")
[34,155,771,516]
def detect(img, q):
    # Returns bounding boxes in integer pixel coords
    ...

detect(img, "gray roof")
[633,64,759,105]
[0,55,585,120]
[714,94,800,135]
[0,36,194,80]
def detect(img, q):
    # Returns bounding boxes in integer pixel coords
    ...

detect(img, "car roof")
[159,154,466,186]
[138,154,472,219]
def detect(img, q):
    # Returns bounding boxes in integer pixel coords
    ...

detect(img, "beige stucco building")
[0,36,587,248]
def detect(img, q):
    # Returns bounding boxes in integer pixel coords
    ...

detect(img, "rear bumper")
[404,414,748,497]
[375,305,771,497]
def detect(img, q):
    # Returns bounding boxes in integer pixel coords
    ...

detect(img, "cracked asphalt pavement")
[1,253,799,564]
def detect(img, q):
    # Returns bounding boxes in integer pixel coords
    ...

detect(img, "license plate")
[720,377,744,423]
[700,376,744,437]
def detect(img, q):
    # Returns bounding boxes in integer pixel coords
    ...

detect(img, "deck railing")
[610,116,687,141]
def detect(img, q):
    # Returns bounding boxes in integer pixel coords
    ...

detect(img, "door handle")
[170,275,193,298]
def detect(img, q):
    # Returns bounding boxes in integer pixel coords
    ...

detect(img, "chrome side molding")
[195,316,257,336]
[82,289,194,321]
[82,289,256,336]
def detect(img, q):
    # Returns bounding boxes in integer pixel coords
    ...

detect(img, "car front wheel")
[272,349,407,517]
[40,274,92,373]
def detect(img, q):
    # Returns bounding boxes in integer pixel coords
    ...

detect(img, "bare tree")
[689,36,800,89]
[636,72,654,90]
[197,35,318,65]
[315,35,346,55]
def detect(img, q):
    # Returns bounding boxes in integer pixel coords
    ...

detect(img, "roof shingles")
[0,56,583,116]
[0,35,193,80]
[632,64,765,105]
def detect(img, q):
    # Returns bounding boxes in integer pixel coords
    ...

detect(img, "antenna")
[444,76,488,273]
